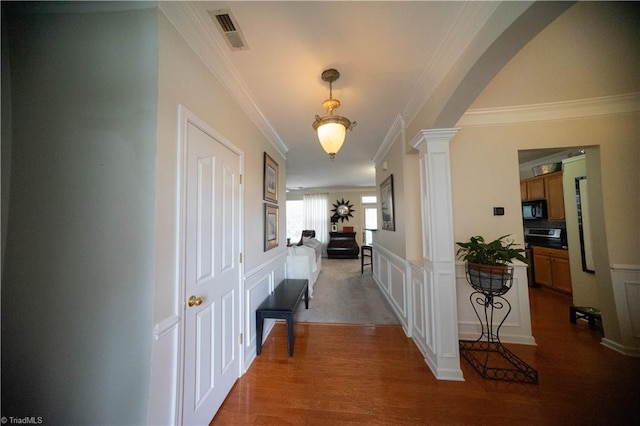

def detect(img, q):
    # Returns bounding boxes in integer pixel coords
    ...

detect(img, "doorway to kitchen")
[518,146,603,336]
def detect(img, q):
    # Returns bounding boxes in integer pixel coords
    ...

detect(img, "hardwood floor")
[213,287,640,425]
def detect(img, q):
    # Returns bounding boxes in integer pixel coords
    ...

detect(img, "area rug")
[295,257,400,325]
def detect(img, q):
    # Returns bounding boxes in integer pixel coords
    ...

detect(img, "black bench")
[256,279,309,357]
[570,306,602,329]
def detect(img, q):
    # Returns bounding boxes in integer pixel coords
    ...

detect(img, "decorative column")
[410,128,463,381]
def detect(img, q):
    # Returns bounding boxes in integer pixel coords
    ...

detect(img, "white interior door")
[182,121,241,425]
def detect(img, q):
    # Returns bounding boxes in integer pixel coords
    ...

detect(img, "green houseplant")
[456,235,528,292]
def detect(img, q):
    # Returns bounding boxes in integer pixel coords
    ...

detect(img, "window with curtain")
[286,200,304,244]
[303,193,328,243]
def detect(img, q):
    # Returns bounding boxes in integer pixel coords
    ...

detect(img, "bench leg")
[304,285,309,309]
[256,312,264,355]
[286,314,294,357]
[569,306,577,324]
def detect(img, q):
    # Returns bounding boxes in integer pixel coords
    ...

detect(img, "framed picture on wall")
[264,204,279,251]
[263,152,278,203]
[380,174,395,231]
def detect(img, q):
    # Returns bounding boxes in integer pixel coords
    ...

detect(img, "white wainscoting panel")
[373,244,410,334]
[243,253,287,370]
[606,264,640,357]
[410,263,431,356]
[456,262,535,345]
[148,315,181,426]
[389,261,408,322]
[411,263,426,344]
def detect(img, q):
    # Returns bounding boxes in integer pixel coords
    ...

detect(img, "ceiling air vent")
[209,9,248,51]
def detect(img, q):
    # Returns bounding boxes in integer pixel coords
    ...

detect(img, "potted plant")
[456,235,528,292]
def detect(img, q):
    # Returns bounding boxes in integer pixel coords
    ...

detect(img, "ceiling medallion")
[331,198,354,222]
[312,68,356,160]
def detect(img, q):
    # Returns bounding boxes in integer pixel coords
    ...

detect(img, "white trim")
[458,93,640,127]
[611,264,640,272]
[175,105,245,424]
[372,243,411,334]
[601,338,640,358]
[159,2,288,159]
[562,154,586,166]
[410,128,461,150]
[153,315,181,340]
[374,114,405,166]
[402,2,500,125]
[376,2,500,161]
[244,251,288,280]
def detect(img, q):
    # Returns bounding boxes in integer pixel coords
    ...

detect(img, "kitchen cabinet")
[520,172,565,220]
[532,246,572,294]
[545,172,565,220]
[521,176,545,201]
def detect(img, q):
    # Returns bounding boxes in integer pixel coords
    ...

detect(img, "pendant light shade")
[317,121,346,156]
[312,69,356,160]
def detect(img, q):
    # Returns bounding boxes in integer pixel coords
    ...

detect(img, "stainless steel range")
[524,227,565,249]
[523,227,566,287]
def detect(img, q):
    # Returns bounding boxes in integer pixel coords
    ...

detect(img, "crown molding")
[376,1,499,161]
[159,2,288,158]
[373,114,405,166]
[458,93,640,127]
[402,1,501,125]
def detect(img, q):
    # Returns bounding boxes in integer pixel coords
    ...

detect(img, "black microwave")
[522,200,547,220]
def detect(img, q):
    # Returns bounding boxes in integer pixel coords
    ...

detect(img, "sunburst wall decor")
[331,198,354,222]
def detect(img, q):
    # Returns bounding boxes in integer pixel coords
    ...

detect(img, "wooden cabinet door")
[533,254,552,287]
[527,177,545,200]
[520,181,527,201]
[545,173,565,220]
[551,257,572,294]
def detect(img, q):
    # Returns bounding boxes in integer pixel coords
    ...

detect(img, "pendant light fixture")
[312,68,356,160]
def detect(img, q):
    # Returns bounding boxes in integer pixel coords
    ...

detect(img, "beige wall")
[449,113,639,343]
[155,12,286,322]
[398,1,639,346]
[450,114,639,263]
[455,1,640,268]
[375,134,408,258]
[402,149,423,262]
[471,2,640,109]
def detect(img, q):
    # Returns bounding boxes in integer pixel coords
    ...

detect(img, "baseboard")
[458,331,537,346]
[601,338,640,357]
[423,352,465,381]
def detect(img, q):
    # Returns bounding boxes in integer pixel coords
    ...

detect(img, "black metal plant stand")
[459,263,539,384]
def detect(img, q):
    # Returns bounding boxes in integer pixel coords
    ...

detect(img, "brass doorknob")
[188,295,203,307]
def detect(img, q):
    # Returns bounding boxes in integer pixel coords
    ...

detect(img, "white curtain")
[303,193,328,243]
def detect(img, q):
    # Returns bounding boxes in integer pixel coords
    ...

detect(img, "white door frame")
[176,105,244,423]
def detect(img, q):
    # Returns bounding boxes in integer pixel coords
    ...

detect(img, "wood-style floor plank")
[212,287,640,425]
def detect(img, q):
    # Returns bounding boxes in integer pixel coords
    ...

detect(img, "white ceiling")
[177,1,560,190]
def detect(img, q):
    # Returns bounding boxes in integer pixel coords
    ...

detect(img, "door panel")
[194,304,215,406]
[221,290,235,372]
[196,157,214,282]
[183,122,241,425]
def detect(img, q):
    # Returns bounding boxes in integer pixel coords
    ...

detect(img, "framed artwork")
[380,174,395,231]
[264,204,279,251]
[331,223,338,232]
[263,152,278,203]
